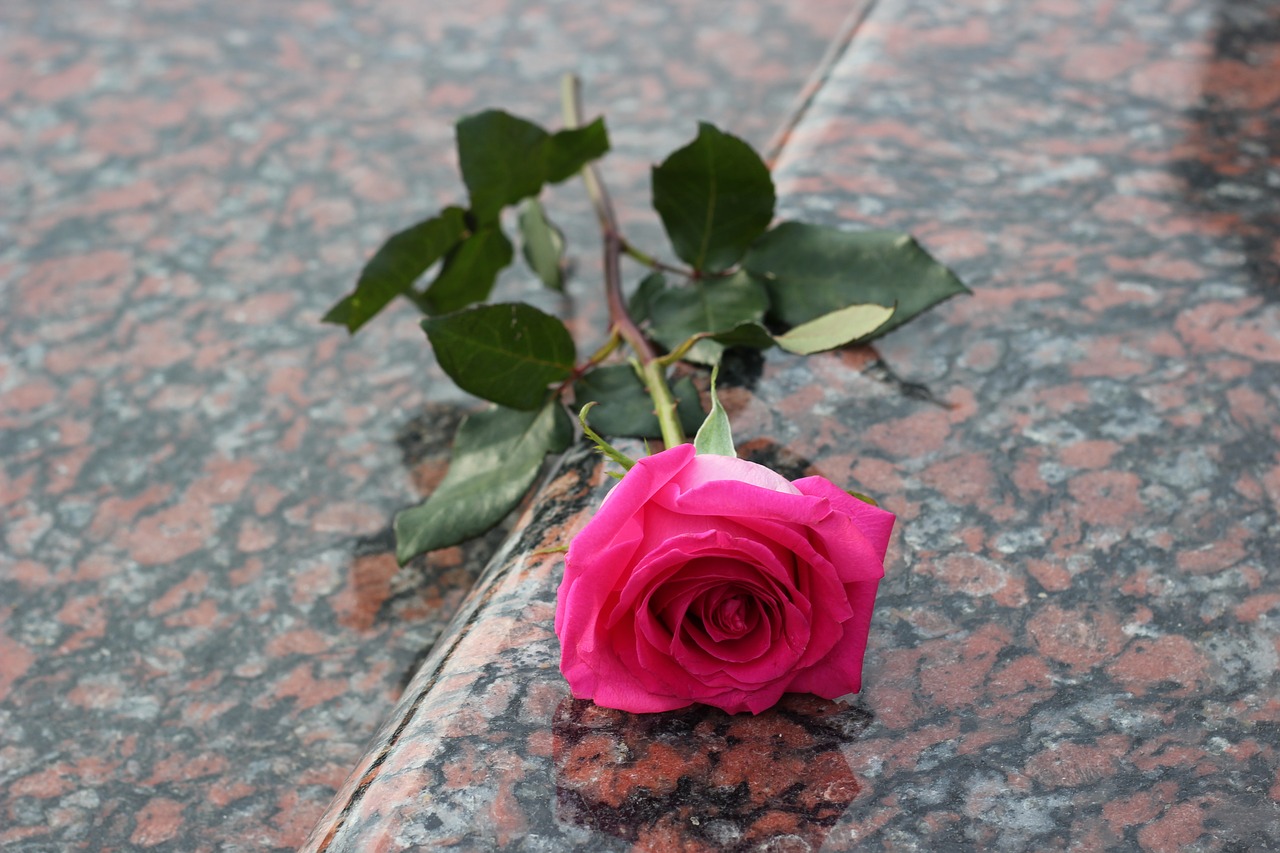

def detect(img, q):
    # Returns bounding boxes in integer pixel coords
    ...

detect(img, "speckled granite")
[304,0,1280,849]
[0,1,847,848]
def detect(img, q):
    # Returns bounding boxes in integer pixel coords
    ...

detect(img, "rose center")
[712,594,749,636]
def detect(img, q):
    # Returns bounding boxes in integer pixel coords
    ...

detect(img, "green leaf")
[394,400,572,563]
[848,490,879,507]
[457,111,610,224]
[651,123,776,272]
[774,303,896,355]
[694,364,735,457]
[628,272,667,325]
[573,364,704,438]
[518,199,566,291]
[457,111,550,224]
[321,295,355,327]
[323,207,467,332]
[673,376,708,436]
[545,118,610,183]
[420,226,514,315]
[660,322,776,365]
[648,270,770,365]
[423,302,576,411]
[743,222,970,337]
[708,322,776,350]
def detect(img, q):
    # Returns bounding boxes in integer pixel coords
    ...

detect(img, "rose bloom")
[555,443,894,715]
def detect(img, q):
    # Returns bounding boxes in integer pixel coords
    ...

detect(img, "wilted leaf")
[518,199,566,291]
[774,303,895,355]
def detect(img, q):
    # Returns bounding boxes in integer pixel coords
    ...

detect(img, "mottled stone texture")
[305,0,1280,850]
[0,0,845,849]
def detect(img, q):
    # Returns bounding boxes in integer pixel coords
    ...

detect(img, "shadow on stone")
[327,402,508,689]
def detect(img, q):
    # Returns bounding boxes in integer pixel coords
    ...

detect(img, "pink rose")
[555,443,894,715]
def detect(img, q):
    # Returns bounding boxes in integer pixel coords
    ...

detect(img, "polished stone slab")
[0,1,846,847]
[304,0,1280,848]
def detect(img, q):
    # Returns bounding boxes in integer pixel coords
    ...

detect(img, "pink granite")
[303,0,1280,849]
[0,1,849,848]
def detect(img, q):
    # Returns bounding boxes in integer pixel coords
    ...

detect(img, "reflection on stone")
[1180,0,1280,299]
[553,695,872,850]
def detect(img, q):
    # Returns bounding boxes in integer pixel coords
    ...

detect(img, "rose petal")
[615,531,798,625]
[647,499,849,619]
[626,607,707,697]
[586,666,692,713]
[694,678,792,715]
[631,515,813,593]
[649,561,790,646]
[679,588,776,663]
[652,517,850,669]
[695,515,855,670]
[660,478,829,528]
[669,453,801,495]
[699,588,758,640]
[806,511,887,586]
[793,476,896,564]
[609,531,722,628]
[646,564,787,670]
[621,525,850,674]
[785,577,880,698]
[558,532,641,636]
[565,443,696,566]
[673,596,807,685]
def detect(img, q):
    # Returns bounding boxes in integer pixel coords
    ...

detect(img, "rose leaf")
[708,321,776,350]
[322,206,468,333]
[743,221,970,338]
[457,111,551,225]
[419,226,515,315]
[774,303,896,355]
[627,271,667,326]
[394,400,573,564]
[651,123,776,273]
[458,111,610,225]
[573,363,704,438]
[647,270,770,365]
[545,117,610,183]
[518,199,566,292]
[422,302,576,411]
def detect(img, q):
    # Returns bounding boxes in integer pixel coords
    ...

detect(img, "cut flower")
[555,443,894,715]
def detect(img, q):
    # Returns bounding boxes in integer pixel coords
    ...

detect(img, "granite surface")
[304,0,1280,849]
[0,1,850,848]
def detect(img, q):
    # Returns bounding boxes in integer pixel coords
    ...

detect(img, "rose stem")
[620,239,734,280]
[560,73,686,449]
[618,239,697,278]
